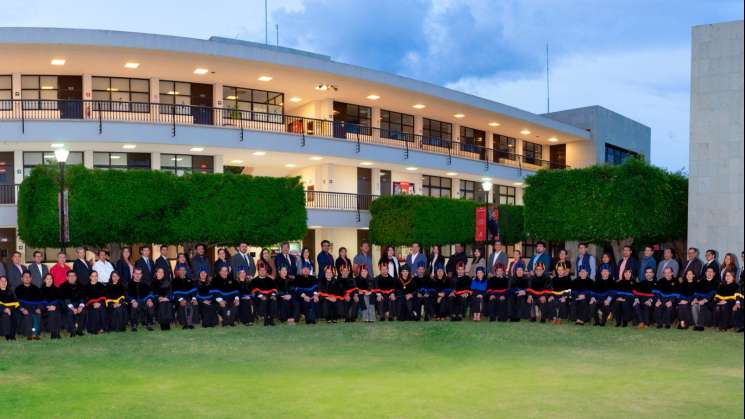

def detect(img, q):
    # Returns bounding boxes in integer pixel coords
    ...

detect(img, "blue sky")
[3,0,743,171]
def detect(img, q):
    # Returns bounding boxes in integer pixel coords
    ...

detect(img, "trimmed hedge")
[17,166,307,247]
[523,157,687,243]
[369,195,524,246]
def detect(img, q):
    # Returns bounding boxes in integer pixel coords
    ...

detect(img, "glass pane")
[21,90,39,100]
[175,96,190,106]
[92,91,109,101]
[68,152,84,165]
[0,91,10,100]
[161,154,175,168]
[359,106,371,119]
[92,77,109,91]
[0,76,12,90]
[237,88,252,102]
[176,155,192,169]
[159,81,173,94]
[130,79,149,93]
[23,152,43,166]
[253,103,268,113]
[252,90,268,103]
[40,76,58,90]
[159,94,175,105]
[42,152,57,164]
[193,156,214,172]
[111,78,129,92]
[175,82,190,96]
[128,153,151,168]
[22,76,39,89]
[40,90,57,100]
[93,152,109,166]
[110,153,127,167]
[131,93,148,104]
[111,91,129,102]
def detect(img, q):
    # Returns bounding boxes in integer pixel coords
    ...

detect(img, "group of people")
[1,240,743,341]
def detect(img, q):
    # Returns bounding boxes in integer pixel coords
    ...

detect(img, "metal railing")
[304,190,378,211]
[0,99,568,170]
[0,184,19,205]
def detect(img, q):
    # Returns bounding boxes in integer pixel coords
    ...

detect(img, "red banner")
[475,206,487,242]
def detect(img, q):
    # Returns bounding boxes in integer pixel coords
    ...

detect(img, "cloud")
[447,46,692,171]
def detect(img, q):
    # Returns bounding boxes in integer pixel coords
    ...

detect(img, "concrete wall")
[688,20,744,255]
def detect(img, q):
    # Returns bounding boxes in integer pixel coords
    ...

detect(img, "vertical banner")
[475,206,487,242]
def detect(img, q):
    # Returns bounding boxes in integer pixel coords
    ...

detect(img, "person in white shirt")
[92,249,115,284]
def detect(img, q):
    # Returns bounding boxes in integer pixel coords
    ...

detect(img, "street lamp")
[54,148,70,253]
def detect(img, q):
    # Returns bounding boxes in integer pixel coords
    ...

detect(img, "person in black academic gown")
[451,263,471,321]
[293,265,319,324]
[374,263,397,321]
[252,264,278,326]
[338,264,358,322]
[611,269,634,328]
[105,271,128,332]
[83,271,107,334]
[591,267,614,326]
[355,265,376,322]
[172,265,198,329]
[527,263,549,323]
[152,267,173,330]
[676,269,697,329]
[235,269,255,326]
[128,268,155,331]
[654,267,678,329]
[40,273,62,339]
[395,265,417,321]
[276,266,295,324]
[15,271,42,340]
[692,266,719,331]
[469,267,488,322]
[508,266,530,322]
[59,271,85,336]
[196,269,218,328]
[318,266,342,323]
[412,265,431,321]
[572,267,593,325]
[430,267,451,321]
[212,266,239,327]
[633,267,656,328]
[550,263,573,324]
[714,271,739,331]
[0,275,19,340]
[486,264,509,322]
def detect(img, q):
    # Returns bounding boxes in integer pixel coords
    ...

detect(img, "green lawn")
[1,322,742,419]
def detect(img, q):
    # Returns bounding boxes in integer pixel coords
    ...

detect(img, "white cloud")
[447,46,692,171]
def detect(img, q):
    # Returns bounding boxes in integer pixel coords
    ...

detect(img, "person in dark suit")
[317,240,335,275]
[155,245,174,282]
[526,242,551,274]
[405,242,427,271]
[274,242,298,278]
[701,249,720,278]
[190,243,212,278]
[7,251,28,290]
[681,247,704,280]
[73,247,92,286]
[28,250,49,288]
[134,246,155,286]
[615,245,639,283]
[231,242,256,278]
[507,250,526,277]
[445,243,468,278]
[487,240,509,273]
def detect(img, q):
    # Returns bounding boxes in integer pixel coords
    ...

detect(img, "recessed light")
[50,143,64,148]
[308,225,323,229]
[40,86,54,90]
[366,94,381,100]
[193,68,209,75]
[412,104,426,109]
[406,167,418,171]
[446,172,458,176]
[190,147,205,152]
[309,156,323,161]
[225,95,237,100]
[252,151,267,156]
[285,163,297,168]
[360,161,373,166]
[488,122,501,127]
[122,144,136,149]
[258,75,273,82]
[481,177,492,181]
[290,97,302,103]
[231,159,244,164]
[548,137,559,143]
[51,58,66,66]
[167,91,180,95]
[513,182,524,186]
[454,113,465,118]
[520,129,531,135]
[110,155,121,160]
[124,62,140,69]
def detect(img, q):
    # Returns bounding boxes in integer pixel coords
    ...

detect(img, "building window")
[0,75,11,110]
[93,152,151,170]
[523,141,543,164]
[605,143,638,165]
[459,180,487,202]
[422,175,452,198]
[422,118,452,147]
[222,85,283,122]
[494,135,517,160]
[160,154,214,176]
[459,126,486,154]
[333,102,372,133]
[380,109,414,140]
[21,75,58,110]
[495,185,517,205]
[23,151,84,176]
[92,76,149,112]
[159,80,191,115]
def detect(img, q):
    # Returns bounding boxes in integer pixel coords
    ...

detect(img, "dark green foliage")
[496,205,526,245]
[17,166,307,247]
[523,158,688,244]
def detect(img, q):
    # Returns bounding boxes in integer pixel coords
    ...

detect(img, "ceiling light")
[513,182,524,187]
[51,58,66,66]
[252,151,267,156]
[548,137,559,143]
[193,68,209,75]
[290,97,302,103]
[122,144,136,149]
[412,104,426,109]
[360,161,373,166]
[190,147,205,152]
[225,95,237,100]
[106,88,119,92]
[520,129,531,135]
[231,159,244,164]
[454,113,465,118]
[366,94,380,100]
[285,163,297,168]
[50,143,64,148]
[488,122,501,127]
[167,91,180,95]
[40,86,54,90]
[124,62,140,69]
[481,177,492,181]
[110,155,121,159]
[446,172,458,176]
[309,156,323,161]
[258,75,273,82]
[308,225,323,229]
[405,167,418,171]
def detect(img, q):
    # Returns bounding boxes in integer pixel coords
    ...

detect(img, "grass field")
[1,322,743,419]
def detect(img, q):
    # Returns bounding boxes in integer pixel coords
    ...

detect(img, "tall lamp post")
[481,178,493,271]
[54,148,70,253]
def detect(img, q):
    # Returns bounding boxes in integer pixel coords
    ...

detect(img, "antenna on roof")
[265,0,269,45]
[546,43,550,114]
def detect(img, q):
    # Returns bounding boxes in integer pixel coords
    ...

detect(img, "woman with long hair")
[378,246,400,280]
[115,246,134,286]
[297,247,315,276]
[105,271,128,332]
[467,248,486,278]
[335,247,352,275]
[40,273,62,339]
[720,253,739,281]
[259,248,276,278]
[428,245,445,275]
[213,248,232,278]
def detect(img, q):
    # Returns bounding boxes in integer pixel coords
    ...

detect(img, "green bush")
[17,166,307,247]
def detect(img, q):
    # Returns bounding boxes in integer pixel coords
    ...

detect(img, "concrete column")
[82,74,93,120]
[213,154,224,174]
[83,150,94,169]
[213,82,223,126]
[151,152,161,170]
[12,73,21,113]
[371,168,381,195]
[414,114,424,136]
[13,150,24,185]
[453,123,461,145]
[150,78,160,120]
[371,106,381,130]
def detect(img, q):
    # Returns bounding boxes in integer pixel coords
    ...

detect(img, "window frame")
[23,151,84,177]
[333,101,372,133]
[523,141,543,164]
[459,179,488,202]
[494,134,517,161]
[20,75,59,110]
[422,174,452,198]
[93,152,152,170]
[494,185,517,205]
[0,75,11,110]
[222,85,284,123]
[91,76,150,113]
[605,143,639,165]
[380,109,415,141]
[422,117,452,148]
[160,154,214,176]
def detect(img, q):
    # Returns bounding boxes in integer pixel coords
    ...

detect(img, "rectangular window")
[160,154,214,176]
[422,175,452,198]
[380,109,414,141]
[222,85,283,122]
[605,143,638,165]
[422,118,452,147]
[159,80,191,115]
[459,126,486,155]
[0,75,11,110]
[333,101,372,135]
[93,152,151,170]
[23,151,84,177]
[459,180,488,202]
[494,134,517,161]
[92,76,150,112]
[495,185,517,205]
[523,141,543,164]
[21,75,58,110]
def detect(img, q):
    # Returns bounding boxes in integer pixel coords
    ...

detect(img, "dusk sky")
[3,0,743,171]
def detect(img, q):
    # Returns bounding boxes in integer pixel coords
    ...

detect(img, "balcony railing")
[0,184,19,205]
[0,99,568,170]
[305,190,378,211]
